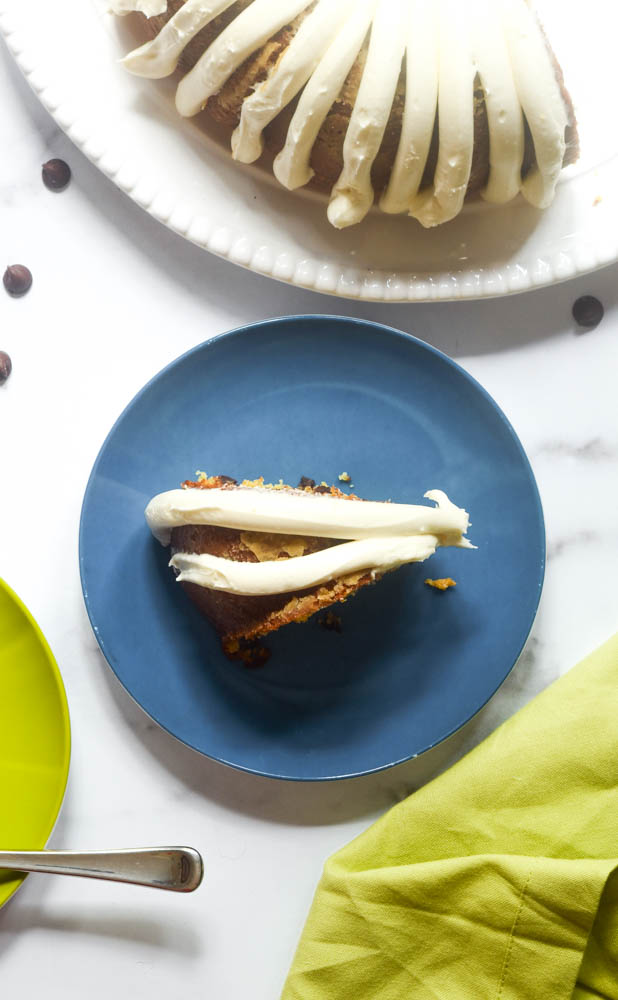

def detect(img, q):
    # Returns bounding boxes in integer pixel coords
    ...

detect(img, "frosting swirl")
[171,534,443,596]
[145,486,473,597]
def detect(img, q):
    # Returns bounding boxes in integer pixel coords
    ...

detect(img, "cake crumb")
[425,578,456,591]
[195,470,208,482]
[593,195,602,206]
[223,636,271,668]
[338,471,351,483]
[319,611,343,633]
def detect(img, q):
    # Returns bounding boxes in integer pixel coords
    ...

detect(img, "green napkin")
[282,634,618,1000]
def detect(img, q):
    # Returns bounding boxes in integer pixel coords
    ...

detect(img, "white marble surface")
[1,37,617,999]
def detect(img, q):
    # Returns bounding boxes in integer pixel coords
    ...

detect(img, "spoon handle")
[0,847,203,892]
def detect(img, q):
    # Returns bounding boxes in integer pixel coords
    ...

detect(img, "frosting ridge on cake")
[146,485,471,546]
[114,0,577,227]
[146,485,472,596]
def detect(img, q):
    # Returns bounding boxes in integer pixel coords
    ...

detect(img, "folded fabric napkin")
[282,634,618,1000]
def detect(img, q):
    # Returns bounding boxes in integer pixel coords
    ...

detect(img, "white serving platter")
[1,0,617,301]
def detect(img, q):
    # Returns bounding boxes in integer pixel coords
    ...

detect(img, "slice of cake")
[145,474,473,665]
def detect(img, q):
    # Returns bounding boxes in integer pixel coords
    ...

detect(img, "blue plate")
[79,316,544,781]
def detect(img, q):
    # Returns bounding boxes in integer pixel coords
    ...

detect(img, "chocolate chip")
[0,351,12,385]
[3,265,32,297]
[298,476,316,489]
[42,158,71,192]
[572,295,604,329]
[218,475,237,485]
[314,484,331,494]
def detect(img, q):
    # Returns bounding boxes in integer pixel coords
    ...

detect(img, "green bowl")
[0,579,71,907]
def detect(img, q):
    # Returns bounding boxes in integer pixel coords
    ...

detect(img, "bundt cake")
[145,474,473,664]
[112,0,578,229]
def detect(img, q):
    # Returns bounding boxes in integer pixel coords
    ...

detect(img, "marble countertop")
[1,38,617,1000]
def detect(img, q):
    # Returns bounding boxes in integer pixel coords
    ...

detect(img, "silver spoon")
[0,847,203,892]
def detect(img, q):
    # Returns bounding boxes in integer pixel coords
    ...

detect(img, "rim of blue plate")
[79,315,546,780]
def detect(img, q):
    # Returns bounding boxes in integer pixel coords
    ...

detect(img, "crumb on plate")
[319,611,343,633]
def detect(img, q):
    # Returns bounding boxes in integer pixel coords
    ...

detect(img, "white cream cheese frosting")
[122,0,239,79]
[380,0,438,216]
[145,486,472,597]
[175,0,313,118]
[146,486,471,545]
[170,534,443,596]
[117,0,573,228]
[327,0,408,229]
[501,0,568,209]
[408,0,476,228]
[232,0,355,166]
[470,0,524,205]
[274,0,377,191]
